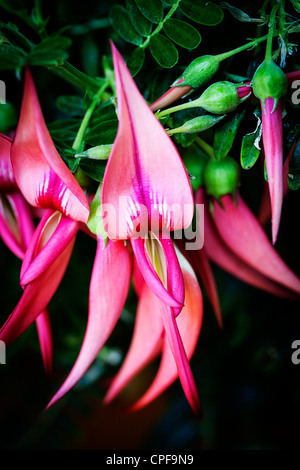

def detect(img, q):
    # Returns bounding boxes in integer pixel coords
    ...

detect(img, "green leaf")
[163,19,201,49]
[183,145,209,190]
[126,0,152,36]
[0,44,27,70]
[29,35,72,66]
[109,5,143,46]
[56,95,86,117]
[288,139,300,190]
[214,110,246,160]
[91,104,117,124]
[79,158,106,182]
[84,119,118,146]
[180,0,224,26]
[149,34,178,68]
[135,0,163,24]
[240,118,262,170]
[127,47,145,76]
[0,22,32,51]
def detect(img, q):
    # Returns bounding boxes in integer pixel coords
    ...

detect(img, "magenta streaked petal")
[0,134,17,192]
[160,236,185,317]
[259,139,295,226]
[46,237,131,408]
[150,83,193,112]
[261,98,283,244]
[0,235,76,345]
[101,43,194,240]
[20,210,79,286]
[35,309,53,380]
[132,261,203,413]
[211,191,300,297]
[0,192,34,259]
[103,283,164,405]
[131,237,183,309]
[11,67,89,223]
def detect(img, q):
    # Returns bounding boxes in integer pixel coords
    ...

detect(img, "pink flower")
[196,188,300,300]
[100,43,201,414]
[46,236,132,409]
[0,133,53,377]
[103,249,203,415]
[10,67,89,223]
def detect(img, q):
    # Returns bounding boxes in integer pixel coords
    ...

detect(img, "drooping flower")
[10,67,89,223]
[103,248,203,415]
[0,133,53,376]
[0,209,78,346]
[252,59,288,244]
[100,43,201,414]
[46,236,132,409]
[196,188,300,300]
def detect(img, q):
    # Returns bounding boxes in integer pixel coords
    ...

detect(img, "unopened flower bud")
[173,55,221,89]
[170,114,226,134]
[204,156,240,200]
[252,60,288,112]
[198,81,250,114]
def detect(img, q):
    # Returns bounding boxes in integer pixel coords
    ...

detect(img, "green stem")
[72,82,109,152]
[216,34,269,62]
[195,137,215,160]
[156,99,200,118]
[50,60,103,93]
[140,0,181,50]
[72,81,110,185]
[265,4,279,62]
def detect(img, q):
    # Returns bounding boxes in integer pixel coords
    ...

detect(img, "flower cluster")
[1,33,300,418]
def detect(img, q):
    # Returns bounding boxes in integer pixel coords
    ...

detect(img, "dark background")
[1,0,300,450]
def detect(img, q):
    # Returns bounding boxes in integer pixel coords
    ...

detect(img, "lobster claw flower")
[11,67,89,223]
[0,209,77,346]
[196,188,300,299]
[101,43,194,241]
[104,249,203,416]
[252,59,288,244]
[0,133,53,376]
[46,237,132,409]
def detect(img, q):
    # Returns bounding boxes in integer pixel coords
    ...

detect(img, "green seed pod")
[252,60,288,112]
[170,114,226,134]
[174,55,221,89]
[204,156,240,199]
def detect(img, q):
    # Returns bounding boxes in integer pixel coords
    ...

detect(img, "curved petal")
[258,139,295,226]
[20,210,79,285]
[261,98,283,244]
[35,309,53,380]
[160,236,185,317]
[0,133,17,192]
[103,284,164,404]
[0,235,76,345]
[131,237,183,309]
[150,81,193,112]
[11,67,89,223]
[101,43,194,240]
[0,192,34,259]
[132,257,203,415]
[46,237,132,409]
